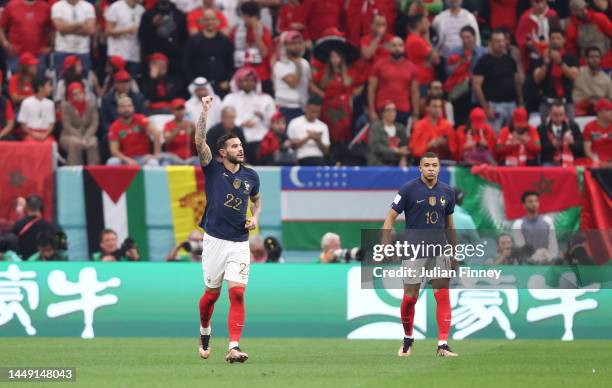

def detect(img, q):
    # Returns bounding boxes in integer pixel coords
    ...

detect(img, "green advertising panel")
[0,263,610,340]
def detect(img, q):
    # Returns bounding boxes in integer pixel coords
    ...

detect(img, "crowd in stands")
[0,0,608,167]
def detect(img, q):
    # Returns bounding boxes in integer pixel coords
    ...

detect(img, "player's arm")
[195,96,214,167]
[382,209,400,246]
[245,193,262,231]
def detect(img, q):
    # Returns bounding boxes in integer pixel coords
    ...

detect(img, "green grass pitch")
[2,338,610,387]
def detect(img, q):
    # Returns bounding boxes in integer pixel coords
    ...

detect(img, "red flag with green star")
[471,166,581,220]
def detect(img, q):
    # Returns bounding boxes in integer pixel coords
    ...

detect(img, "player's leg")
[429,256,457,357]
[199,234,226,359]
[223,240,250,363]
[398,259,424,356]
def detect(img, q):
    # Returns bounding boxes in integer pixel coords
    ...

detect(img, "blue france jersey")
[199,160,260,242]
[391,178,455,230]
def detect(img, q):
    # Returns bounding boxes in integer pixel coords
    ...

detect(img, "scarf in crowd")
[234,20,264,67]
[547,124,574,167]
[67,82,86,117]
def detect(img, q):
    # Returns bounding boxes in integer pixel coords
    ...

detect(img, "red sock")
[228,287,245,343]
[434,288,451,341]
[199,290,220,329]
[400,294,418,337]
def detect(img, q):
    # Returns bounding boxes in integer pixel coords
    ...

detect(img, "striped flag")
[83,166,148,259]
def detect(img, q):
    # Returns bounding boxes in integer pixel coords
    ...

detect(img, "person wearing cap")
[186,77,222,130]
[205,106,247,158]
[368,36,419,126]
[230,1,274,94]
[583,99,612,167]
[18,76,55,144]
[138,0,188,75]
[273,30,310,124]
[100,55,140,96]
[537,102,584,166]
[287,94,330,165]
[0,0,51,74]
[496,107,541,166]
[257,111,297,165]
[104,0,145,77]
[367,101,409,166]
[107,95,161,166]
[8,52,38,106]
[187,0,229,36]
[473,29,523,133]
[573,47,612,116]
[409,96,456,162]
[51,0,96,81]
[162,97,198,165]
[222,67,275,162]
[566,0,612,71]
[183,8,234,97]
[140,52,185,114]
[60,81,100,165]
[455,107,497,165]
[54,55,101,104]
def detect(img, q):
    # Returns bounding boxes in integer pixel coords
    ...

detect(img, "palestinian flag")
[83,166,149,259]
[454,166,582,233]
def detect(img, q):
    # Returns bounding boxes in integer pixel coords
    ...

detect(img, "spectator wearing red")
[258,112,296,165]
[18,76,55,144]
[0,78,16,140]
[277,0,307,38]
[344,0,396,46]
[368,36,419,126]
[572,47,612,116]
[54,55,101,103]
[100,55,140,96]
[107,96,161,166]
[163,98,198,164]
[489,0,520,34]
[409,97,456,161]
[0,0,51,74]
[8,53,38,106]
[496,107,541,166]
[537,102,584,166]
[566,0,612,70]
[51,0,96,81]
[302,0,344,42]
[405,13,440,94]
[515,0,560,71]
[425,80,454,125]
[455,107,497,165]
[60,82,100,165]
[140,52,185,113]
[230,1,274,94]
[583,98,612,167]
[359,14,393,81]
[187,0,229,36]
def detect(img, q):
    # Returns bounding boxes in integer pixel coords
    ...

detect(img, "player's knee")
[229,287,245,304]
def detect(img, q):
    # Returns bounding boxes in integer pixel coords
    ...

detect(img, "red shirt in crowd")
[187,7,229,34]
[489,0,519,34]
[583,120,612,162]
[230,25,273,81]
[405,33,435,86]
[108,114,151,157]
[358,33,392,79]
[302,0,343,41]
[497,126,541,166]
[277,3,307,38]
[455,124,497,162]
[163,120,194,160]
[565,9,612,69]
[0,0,51,56]
[8,75,33,101]
[371,57,417,112]
[344,0,396,46]
[409,117,456,160]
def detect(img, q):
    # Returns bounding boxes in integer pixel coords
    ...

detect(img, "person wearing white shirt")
[273,30,311,124]
[18,77,55,144]
[222,67,275,162]
[287,95,330,165]
[51,0,96,80]
[105,0,145,76]
[432,0,481,58]
[186,77,222,130]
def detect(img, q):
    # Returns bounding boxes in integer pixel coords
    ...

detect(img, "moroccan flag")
[0,142,54,222]
[471,166,581,220]
[581,168,612,264]
[82,166,149,259]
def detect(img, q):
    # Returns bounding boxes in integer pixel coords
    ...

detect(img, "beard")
[391,52,404,60]
[226,154,243,164]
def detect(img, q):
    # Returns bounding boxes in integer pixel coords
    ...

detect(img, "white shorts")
[402,256,453,285]
[201,233,250,288]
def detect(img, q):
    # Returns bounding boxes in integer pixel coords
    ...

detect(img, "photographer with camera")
[92,229,140,261]
[318,232,364,264]
[27,231,68,261]
[166,230,204,262]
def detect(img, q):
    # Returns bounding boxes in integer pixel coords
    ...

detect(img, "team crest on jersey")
[429,196,437,206]
[440,196,446,206]
[233,179,242,190]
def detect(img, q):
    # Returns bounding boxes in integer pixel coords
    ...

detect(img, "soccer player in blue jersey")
[382,151,458,357]
[195,96,262,363]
